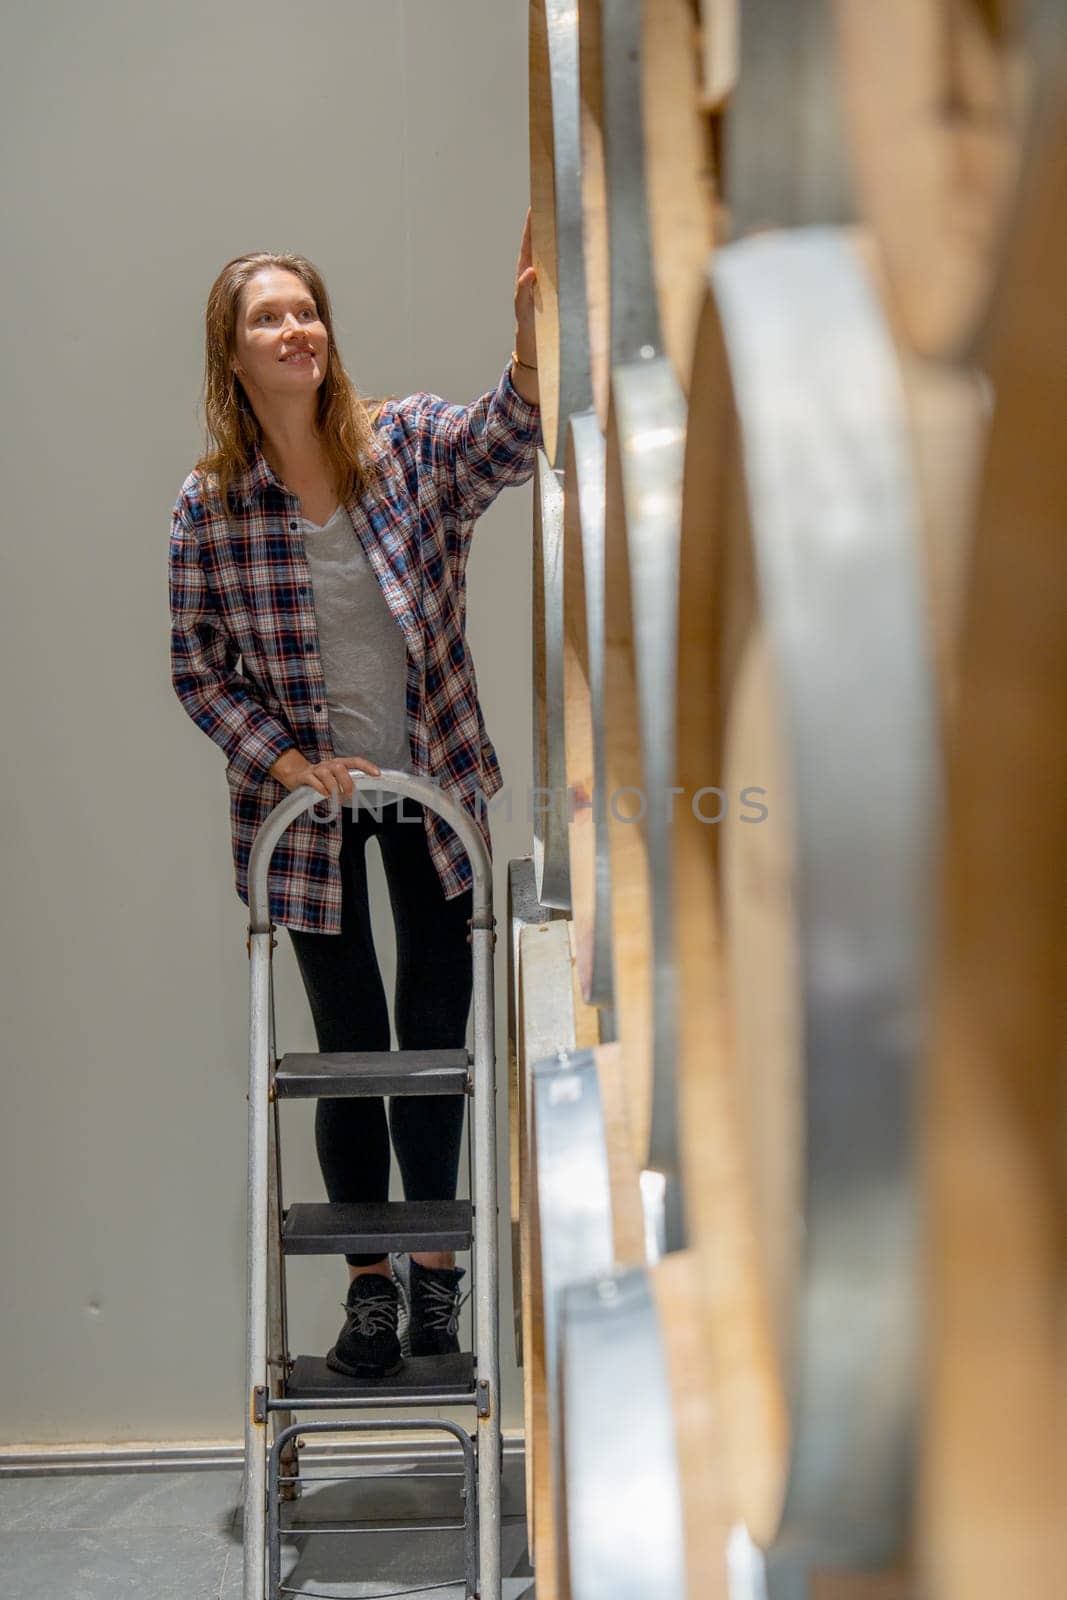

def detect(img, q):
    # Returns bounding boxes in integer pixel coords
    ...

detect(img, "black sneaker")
[393,1257,468,1358]
[326,1274,402,1379]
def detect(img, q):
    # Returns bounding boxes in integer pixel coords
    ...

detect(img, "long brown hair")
[193,251,393,516]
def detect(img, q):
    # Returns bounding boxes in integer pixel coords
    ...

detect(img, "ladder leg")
[472,922,502,1600]
[244,931,273,1600]
[268,1088,299,1499]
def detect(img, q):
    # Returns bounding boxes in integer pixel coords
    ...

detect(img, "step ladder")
[242,772,503,1600]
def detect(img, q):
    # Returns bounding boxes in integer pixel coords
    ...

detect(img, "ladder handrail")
[247,770,493,931]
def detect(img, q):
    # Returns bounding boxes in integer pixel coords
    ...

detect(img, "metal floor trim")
[0,1432,527,1478]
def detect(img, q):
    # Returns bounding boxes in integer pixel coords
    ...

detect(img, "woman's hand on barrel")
[269,749,381,801]
[514,206,538,361]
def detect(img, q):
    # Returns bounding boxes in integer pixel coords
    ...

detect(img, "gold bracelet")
[511,349,538,372]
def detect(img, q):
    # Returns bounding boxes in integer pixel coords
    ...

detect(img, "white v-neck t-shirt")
[300,504,414,795]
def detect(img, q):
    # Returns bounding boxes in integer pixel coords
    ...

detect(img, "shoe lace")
[341,1293,397,1338]
[421,1276,471,1335]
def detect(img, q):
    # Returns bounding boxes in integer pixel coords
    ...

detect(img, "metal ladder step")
[282,1199,473,1255]
[285,1351,475,1403]
[275,1048,470,1099]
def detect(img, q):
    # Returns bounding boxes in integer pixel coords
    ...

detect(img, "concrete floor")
[0,1459,534,1598]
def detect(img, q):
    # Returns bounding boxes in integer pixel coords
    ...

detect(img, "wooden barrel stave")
[832,0,1032,358]
[696,0,740,110]
[642,0,723,391]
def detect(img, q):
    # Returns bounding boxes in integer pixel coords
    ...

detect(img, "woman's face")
[231,267,329,405]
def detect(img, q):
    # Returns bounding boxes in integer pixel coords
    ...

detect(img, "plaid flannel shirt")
[169,361,541,933]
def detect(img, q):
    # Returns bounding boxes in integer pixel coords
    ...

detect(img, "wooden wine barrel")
[832,0,1038,359]
[920,53,1067,1598]
[533,448,572,910]
[556,1251,731,1600]
[640,0,723,389]
[579,0,721,426]
[557,1255,910,1600]
[561,409,614,1010]
[724,0,1044,360]
[517,918,599,1558]
[507,856,557,1368]
[673,228,942,1587]
[529,0,592,467]
[528,1042,645,1600]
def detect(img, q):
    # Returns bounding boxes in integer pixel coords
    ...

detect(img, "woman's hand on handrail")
[268,749,381,802]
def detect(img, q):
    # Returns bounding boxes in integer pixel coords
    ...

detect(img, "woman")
[169,214,540,1378]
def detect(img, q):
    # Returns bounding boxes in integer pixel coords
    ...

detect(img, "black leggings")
[286,798,473,1265]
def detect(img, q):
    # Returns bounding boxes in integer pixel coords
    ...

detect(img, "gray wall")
[1,0,534,1444]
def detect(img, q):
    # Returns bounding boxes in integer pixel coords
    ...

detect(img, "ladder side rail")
[471,913,501,1600]
[267,965,292,1400]
[267,1093,297,1497]
[247,774,492,935]
[244,930,272,1600]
